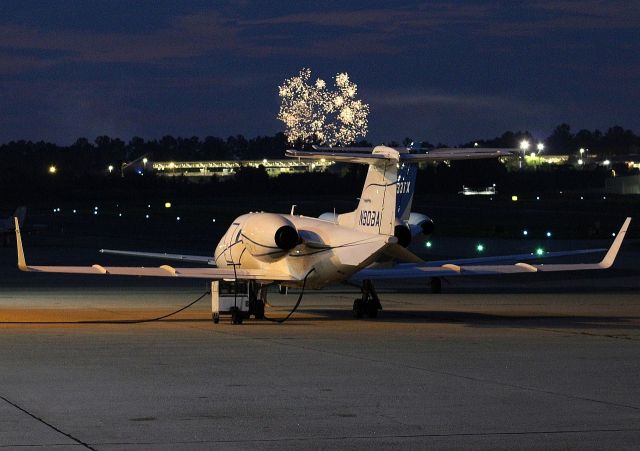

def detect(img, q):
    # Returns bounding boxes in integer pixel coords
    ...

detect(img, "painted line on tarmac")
[0,395,96,450]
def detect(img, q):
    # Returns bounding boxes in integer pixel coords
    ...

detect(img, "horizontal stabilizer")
[287,146,514,164]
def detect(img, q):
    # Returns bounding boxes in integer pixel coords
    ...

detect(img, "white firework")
[277,68,369,146]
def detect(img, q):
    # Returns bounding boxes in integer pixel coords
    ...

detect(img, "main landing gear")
[353,279,382,318]
[430,277,442,294]
[248,281,265,320]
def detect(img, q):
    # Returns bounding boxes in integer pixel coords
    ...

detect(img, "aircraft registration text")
[359,210,381,227]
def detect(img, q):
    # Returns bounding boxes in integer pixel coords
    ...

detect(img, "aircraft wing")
[100,249,214,265]
[423,248,608,266]
[14,219,297,282]
[351,218,631,282]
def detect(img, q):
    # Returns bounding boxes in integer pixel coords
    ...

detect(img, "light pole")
[519,140,530,169]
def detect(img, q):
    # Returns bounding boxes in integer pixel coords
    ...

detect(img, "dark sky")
[0,0,638,145]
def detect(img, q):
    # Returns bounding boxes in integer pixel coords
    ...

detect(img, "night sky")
[1,1,638,146]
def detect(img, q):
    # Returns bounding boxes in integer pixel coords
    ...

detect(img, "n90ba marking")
[359,210,381,227]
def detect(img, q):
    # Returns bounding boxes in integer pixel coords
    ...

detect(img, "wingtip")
[14,217,28,272]
[599,217,632,269]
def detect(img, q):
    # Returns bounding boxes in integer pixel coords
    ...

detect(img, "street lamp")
[519,140,530,151]
[108,165,114,173]
[537,142,544,152]
[48,165,57,174]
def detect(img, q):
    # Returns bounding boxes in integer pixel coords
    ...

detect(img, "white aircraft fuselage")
[213,212,395,289]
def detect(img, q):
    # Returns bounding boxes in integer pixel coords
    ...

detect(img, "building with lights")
[150,158,334,179]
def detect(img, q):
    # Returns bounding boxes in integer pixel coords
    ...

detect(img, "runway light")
[523,229,528,236]
[147,204,151,208]
[537,142,545,152]
[212,218,216,223]
[612,232,616,237]
[536,247,544,256]
[603,196,607,200]
[165,202,172,208]
[145,214,149,219]
[142,157,148,165]
[176,216,181,221]
[94,206,98,210]
[580,196,584,200]
[48,165,57,174]
[476,243,484,252]
[603,160,610,166]
[93,211,97,215]
[578,159,583,165]
[511,195,518,202]
[108,165,114,173]
[73,209,77,214]
[425,241,432,248]
[536,196,540,200]
[530,152,536,158]
[546,231,552,237]
[118,213,122,217]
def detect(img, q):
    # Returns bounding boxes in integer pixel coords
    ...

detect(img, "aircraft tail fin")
[396,162,418,222]
[353,146,399,236]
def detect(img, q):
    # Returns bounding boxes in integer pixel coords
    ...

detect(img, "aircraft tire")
[431,277,442,294]
[365,300,378,318]
[353,298,365,318]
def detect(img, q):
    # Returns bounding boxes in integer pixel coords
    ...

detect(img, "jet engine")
[408,212,434,236]
[394,220,412,247]
[241,213,300,261]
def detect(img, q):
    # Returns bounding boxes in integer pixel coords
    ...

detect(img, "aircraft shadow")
[298,308,640,331]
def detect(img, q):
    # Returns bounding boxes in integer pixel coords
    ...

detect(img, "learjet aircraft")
[14,146,631,320]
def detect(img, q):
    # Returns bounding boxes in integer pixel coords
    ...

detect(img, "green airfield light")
[425,240,432,248]
[536,247,544,256]
[476,243,484,252]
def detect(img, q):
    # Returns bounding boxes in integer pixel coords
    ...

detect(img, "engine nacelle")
[242,213,300,262]
[393,219,412,247]
[408,212,435,236]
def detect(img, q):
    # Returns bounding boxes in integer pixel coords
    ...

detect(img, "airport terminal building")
[150,158,334,179]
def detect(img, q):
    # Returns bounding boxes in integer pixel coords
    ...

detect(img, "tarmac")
[1,239,639,450]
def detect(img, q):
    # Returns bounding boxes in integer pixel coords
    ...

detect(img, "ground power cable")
[263,268,316,324]
[0,290,210,325]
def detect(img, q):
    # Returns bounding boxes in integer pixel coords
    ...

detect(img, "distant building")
[605,174,640,195]
[151,159,334,179]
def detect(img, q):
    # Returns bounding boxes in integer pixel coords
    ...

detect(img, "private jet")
[14,146,631,320]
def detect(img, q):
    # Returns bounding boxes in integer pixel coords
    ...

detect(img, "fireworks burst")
[277,68,369,146]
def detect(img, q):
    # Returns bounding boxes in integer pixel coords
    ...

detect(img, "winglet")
[14,217,29,272]
[598,217,631,269]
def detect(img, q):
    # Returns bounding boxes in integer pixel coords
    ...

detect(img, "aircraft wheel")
[431,277,442,294]
[212,313,220,324]
[230,307,243,324]
[365,301,378,318]
[353,298,365,318]
[254,301,265,320]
